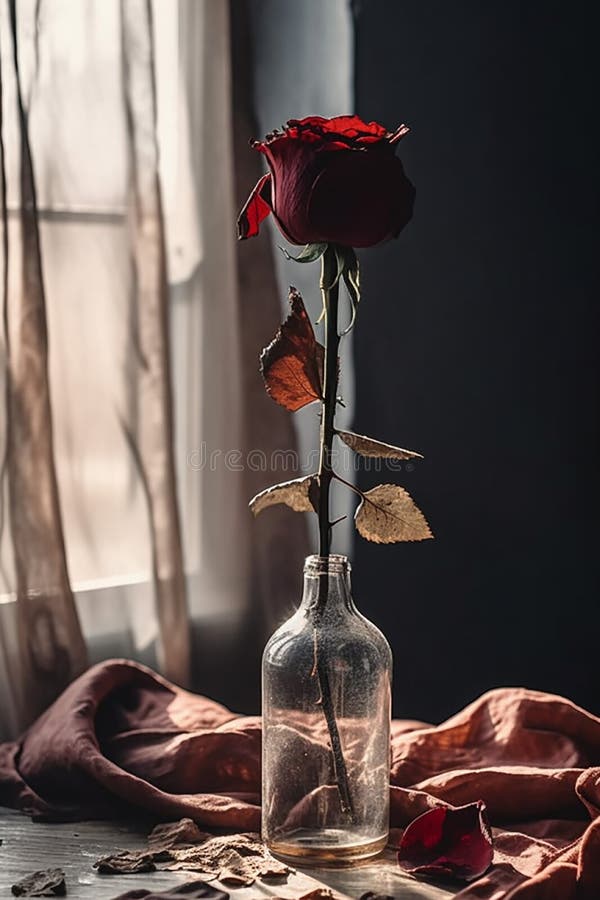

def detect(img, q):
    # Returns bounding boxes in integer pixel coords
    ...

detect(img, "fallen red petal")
[397,801,493,883]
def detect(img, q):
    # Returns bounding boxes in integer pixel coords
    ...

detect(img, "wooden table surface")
[0,807,457,900]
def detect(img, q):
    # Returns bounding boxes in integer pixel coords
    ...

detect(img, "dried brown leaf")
[157,834,291,884]
[94,851,157,874]
[249,475,319,517]
[11,869,66,897]
[338,430,422,460]
[148,818,210,851]
[355,484,433,543]
[95,822,291,887]
[260,287,324,411]
[217,869,254,887]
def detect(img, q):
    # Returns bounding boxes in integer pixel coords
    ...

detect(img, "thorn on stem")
[330,515,347,528]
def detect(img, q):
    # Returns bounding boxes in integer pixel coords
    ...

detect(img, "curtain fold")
[120,0,190,687]
[0,0,193,729]
[0,0,315,735]
[0,0,87,726]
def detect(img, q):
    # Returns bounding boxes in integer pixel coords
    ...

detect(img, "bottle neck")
[299,554,356,615]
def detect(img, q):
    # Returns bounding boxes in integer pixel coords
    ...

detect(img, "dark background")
[352,1,600,722]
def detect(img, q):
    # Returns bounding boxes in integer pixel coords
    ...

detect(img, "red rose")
[237,115,415,249]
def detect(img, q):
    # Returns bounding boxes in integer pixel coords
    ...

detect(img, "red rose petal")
[237,172,272,239]
[397,801,493,883]
[240,115,414,247]
[307,151,414,248]
[255,116,395,152]
[286,115,390,143]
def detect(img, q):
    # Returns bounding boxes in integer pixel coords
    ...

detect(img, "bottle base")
[266,829,388,866]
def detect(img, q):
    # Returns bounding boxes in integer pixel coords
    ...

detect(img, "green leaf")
[342,248,360,309]
[335,248,360,335]
[279,242,329,264]
[320,246,347,291]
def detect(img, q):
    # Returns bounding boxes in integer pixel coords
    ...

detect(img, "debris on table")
[148,820,211,850]
[94,818,292,886]
[11,868,67,897]
[95,851,160,874]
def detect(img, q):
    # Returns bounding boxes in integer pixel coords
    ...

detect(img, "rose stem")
[317,252,339,560]
[315,245,355,820]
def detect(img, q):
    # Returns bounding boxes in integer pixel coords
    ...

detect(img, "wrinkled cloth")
[110,882,228,900]
[1,659,599,899]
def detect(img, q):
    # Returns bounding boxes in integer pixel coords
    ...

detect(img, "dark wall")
[352,1,600,722]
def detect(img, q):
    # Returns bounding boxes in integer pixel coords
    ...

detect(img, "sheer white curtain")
[0,0,355,739]
[0,0,249,737]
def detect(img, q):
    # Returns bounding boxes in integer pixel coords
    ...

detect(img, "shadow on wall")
[352,0,600,722]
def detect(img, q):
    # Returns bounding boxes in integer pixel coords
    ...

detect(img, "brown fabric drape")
[0,0,87,724]
[120,0,190,686]
[231,0,310,628]
[1,660,600,899]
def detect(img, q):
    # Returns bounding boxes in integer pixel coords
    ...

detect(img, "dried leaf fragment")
[397,801,493,883]
[355,484,433,543]
[249,475,319,517]
[260,287,324,411]
[100,823,292,888]
[148,818,210,851]
[11,869,66,897]
[156,833,291,884]
[338,430,422,461]
[94,850,158,874]
[216,869,254,887]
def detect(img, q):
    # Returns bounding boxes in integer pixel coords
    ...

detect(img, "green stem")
[314,246,355,821]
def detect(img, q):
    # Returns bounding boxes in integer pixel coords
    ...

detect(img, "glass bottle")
[262,554,392,864]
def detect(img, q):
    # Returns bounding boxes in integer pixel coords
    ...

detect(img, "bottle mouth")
[304,554,351,575]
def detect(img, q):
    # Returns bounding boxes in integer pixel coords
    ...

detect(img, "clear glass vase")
[262,554,392,864]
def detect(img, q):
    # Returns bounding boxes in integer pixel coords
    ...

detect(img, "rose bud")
[237,115,415,249]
